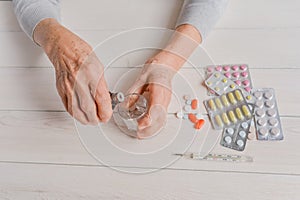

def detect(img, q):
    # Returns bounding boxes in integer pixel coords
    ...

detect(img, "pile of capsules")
[203,64,284,151]
[175,96,205,130]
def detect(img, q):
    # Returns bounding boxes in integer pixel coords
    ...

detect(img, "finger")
[62,77,89,125]
[137,104,167,139]
[71,91,90,125]
[74,79,99,125]
[95,77,113,123]
[136,85,171,138]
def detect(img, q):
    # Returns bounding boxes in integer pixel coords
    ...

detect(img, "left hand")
[127,51,177,139]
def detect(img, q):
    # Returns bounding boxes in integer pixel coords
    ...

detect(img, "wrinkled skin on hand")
[34,19,112,125]
[127,58,177,139]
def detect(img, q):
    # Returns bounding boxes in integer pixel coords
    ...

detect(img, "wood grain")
[0,162,299,200]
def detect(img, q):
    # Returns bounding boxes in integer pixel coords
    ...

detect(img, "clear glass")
[113,93,148,137]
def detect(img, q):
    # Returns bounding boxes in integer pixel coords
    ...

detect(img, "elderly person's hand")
[33,19,112,125]
[127,53,176,139]
[128,24,202,139]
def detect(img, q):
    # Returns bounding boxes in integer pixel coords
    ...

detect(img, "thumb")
[137,104,167,139]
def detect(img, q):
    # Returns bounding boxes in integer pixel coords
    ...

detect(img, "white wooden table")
[0,0,299,199]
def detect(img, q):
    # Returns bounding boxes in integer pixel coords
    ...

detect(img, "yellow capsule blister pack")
[204,89,253,130]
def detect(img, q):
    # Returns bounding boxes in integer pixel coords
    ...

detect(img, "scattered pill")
[188,113,198,123]
[191,99,198,110]
[230,84,236,89]
[184,95,191,100]
[242,105,252,118]
[184,105,192,112]
[221,95,230,107]
[215,98,223,109]
[234,90,243,101]
[195,119,205,130]
[176,112,184,119]
[236,139,244,147]
[222,113,231,125]
[222,78,227,83]
[208,99,216,110]
[228,92,237,104]
[270,127,280,136]
[235,107,244,120]
[226,128,234,135]
[196,113,202,119]
[207,81,212,86]
[183,113,189,120]
[186,99,192,105]
[215,115,223,127]
[241,122,249,129]
[268,118,278,126]
[228,111,237,123]
[239,131,247,138]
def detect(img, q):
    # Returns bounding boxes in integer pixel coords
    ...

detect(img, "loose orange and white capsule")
[188,113,198,123]
[195,119,205,130]
[191,99,198,110]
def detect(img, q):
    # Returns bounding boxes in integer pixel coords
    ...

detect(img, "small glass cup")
[113,93,148,137]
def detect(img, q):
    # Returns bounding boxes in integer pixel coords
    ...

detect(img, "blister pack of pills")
[252,88,284,140]
[205,72,237,96]
[204,89,253,130]
[205,64,253,95]
[220,120,252,151]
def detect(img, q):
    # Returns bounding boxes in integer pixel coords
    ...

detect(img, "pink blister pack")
[205,64,253,95]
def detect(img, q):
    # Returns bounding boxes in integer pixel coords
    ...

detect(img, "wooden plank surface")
[0,110,299,175]
[1,29,299,67]
[2,0,300,31]
[0,162,299,200]
[0,0,299,199]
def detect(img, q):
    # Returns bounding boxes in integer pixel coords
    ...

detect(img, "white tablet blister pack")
[252,88,284,140]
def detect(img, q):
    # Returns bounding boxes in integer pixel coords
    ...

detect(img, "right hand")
[33,19,112,125]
